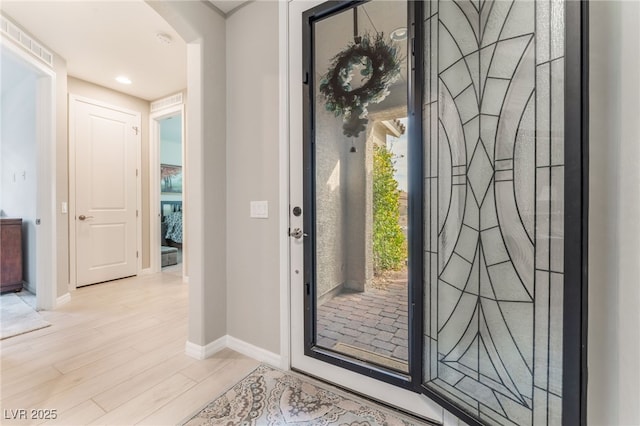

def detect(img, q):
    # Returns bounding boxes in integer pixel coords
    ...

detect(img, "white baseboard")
[185,335,227,360]
[227,335,281,368]
[184,335,281,368]
[56,292,71,307]
[140,268,153,275]
[182,275,189,283]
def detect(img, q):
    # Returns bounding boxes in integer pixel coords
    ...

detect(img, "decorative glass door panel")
[421,0,573,425]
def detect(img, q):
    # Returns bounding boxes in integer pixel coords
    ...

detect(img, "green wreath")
[319,33,402,138]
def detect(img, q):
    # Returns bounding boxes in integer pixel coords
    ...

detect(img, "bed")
[161,201,182,247]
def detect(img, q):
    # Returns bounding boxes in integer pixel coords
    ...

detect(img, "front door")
[72,97,139,287]
[289,0,444,421]
[290,1,587,425]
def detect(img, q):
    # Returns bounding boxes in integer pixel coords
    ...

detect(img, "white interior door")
[72,97,139,287]
[287,1,443,422]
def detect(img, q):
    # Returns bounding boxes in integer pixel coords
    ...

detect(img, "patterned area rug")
[182,364,430,425]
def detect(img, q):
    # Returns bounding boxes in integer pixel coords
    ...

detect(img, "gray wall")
[313,12,369,299]
[225,0,281,354]
[315,107,349,299]
[344,127,367,291]
[148,0,228,346]
[1,52,38,290]
[588,1,640,424]
[314,101,369,299]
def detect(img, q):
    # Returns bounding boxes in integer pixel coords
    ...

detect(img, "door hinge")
[132,126,139,135]
[411,37,416,70]
[136,169,138,177]
[136,210,139,217]
[136,251,139,258]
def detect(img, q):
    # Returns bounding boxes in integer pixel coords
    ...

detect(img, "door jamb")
[278,0,292,371]
[149,102,185,276]
[68,94,142,289]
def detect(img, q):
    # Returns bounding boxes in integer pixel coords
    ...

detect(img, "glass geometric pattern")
[422,1,565,425]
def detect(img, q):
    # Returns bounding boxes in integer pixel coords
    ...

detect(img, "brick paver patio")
[316,273,409,370]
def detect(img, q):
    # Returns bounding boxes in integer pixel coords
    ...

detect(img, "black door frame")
[302,0,417,391]
[301,1,588,425]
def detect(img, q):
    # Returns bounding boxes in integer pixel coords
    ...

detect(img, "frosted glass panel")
[422,1,565,424]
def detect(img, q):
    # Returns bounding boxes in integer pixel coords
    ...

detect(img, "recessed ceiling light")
[390,27,408,41]
[116,76,132,85]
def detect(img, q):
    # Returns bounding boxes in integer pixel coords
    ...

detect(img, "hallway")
[0,272,259,425]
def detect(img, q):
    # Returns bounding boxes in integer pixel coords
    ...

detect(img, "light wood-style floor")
[0,270,260,426]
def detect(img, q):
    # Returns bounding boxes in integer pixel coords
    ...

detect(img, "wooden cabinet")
[1,218,23,293]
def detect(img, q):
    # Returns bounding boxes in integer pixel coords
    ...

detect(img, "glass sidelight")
[419,0,581,424]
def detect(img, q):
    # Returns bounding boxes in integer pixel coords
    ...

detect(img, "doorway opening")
[315,115,410,372]
[308,0,412,374]
[150,102,185,277]
[0,38,56,312]
[159,113,183,275]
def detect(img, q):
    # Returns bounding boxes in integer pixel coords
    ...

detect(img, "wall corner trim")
[185,336,227,360]
[226,336,282,368]
[56,293,71,308]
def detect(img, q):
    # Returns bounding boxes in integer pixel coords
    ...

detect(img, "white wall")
[588,1,640,425]
[53,47,69,299]
[1,52,38,290]
[226,0,281,355]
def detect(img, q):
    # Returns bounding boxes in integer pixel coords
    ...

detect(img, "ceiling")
[209,0,248,15]
[0,1,396,102]
[0,0,191,101]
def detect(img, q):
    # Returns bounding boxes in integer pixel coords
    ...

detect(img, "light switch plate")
[250,201,268,219]
[61,202,68,214]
